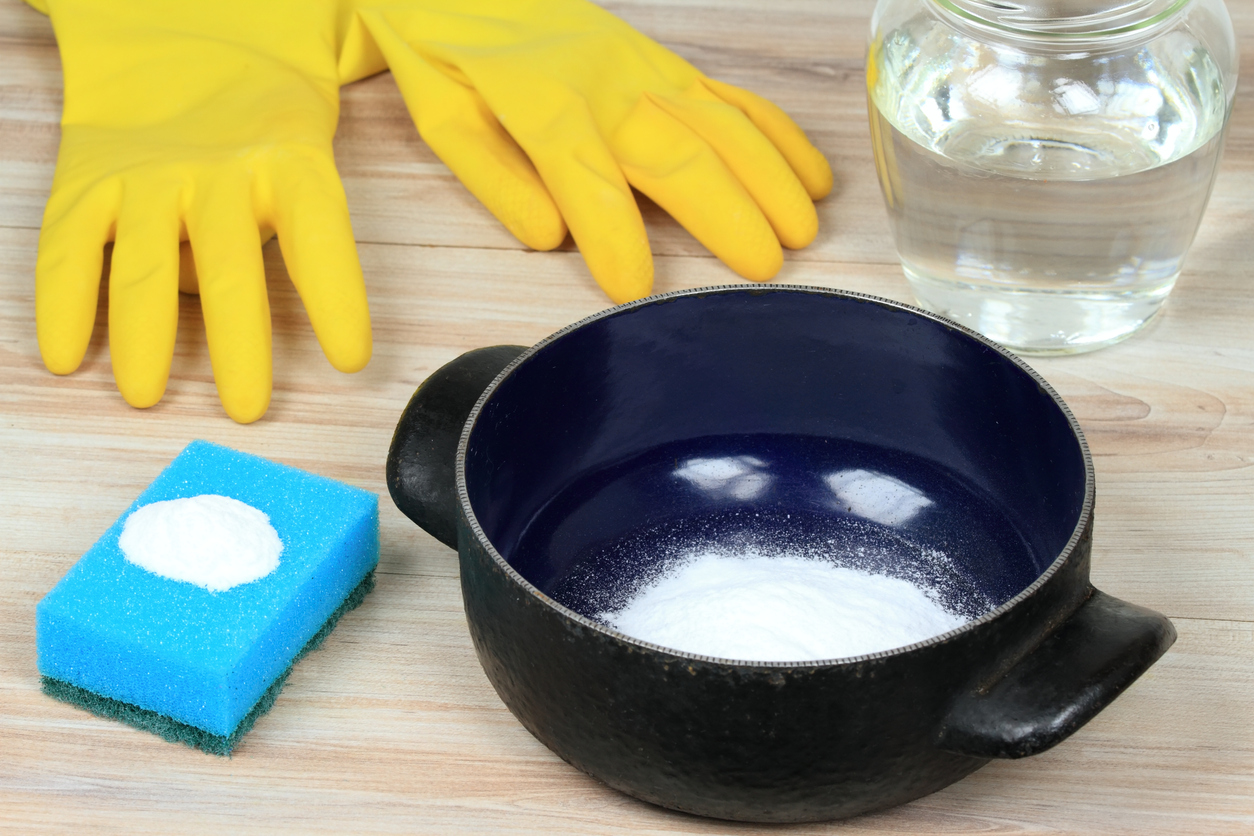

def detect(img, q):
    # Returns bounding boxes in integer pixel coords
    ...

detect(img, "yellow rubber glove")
[36,0,371,423]
[337,0,833,304]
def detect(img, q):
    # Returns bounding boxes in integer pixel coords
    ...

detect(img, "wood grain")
[2,0,1252,833]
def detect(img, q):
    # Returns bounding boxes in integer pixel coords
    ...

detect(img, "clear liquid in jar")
[868,19,1231,353]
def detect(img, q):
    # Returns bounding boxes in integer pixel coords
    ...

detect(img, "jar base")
[904,267,1173,355]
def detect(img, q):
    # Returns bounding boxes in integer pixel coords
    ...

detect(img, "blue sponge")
[36,440,379,753]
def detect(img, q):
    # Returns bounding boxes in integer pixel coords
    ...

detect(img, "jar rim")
[932,0,1192,43]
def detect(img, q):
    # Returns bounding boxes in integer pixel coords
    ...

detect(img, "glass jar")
[866,0,1238,354]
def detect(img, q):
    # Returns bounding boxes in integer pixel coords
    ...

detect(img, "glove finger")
[613,96,782,282]
[502,99,653,303]
[266,153,372,374]
[178,241,203,295]
[338,8,390,85]
[358,11,567,251]
[698,77,833,201]
[650,91,818,249]
[35,179,118,374]
[108,179,182,408]
[188,171,271,424]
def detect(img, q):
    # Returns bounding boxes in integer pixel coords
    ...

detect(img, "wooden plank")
[1,0,1252,832]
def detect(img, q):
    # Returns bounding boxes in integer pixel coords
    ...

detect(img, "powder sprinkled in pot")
[597,551,968,661]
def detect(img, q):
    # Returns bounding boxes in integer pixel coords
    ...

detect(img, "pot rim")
[454,284,1096,669]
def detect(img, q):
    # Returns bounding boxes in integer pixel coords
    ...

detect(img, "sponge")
[36,440,379,755]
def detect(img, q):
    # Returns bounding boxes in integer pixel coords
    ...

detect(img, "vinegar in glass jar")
[866,0,1237,353]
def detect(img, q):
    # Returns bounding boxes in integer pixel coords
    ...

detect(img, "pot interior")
[463,289,1088,635]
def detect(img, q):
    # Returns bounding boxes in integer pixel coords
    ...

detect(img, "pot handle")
[937,588,1175,759]
[386,345,527,549]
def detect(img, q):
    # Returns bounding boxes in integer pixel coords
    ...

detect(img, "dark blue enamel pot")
[387,285,1173,822]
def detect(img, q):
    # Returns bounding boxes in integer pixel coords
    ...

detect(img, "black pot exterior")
[390,285,1176,822]
[458,508,1093,821]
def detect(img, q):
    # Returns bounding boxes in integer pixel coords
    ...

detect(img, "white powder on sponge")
[119,494,282,592]
[600,551,967,661]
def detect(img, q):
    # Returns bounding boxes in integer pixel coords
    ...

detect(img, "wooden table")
[2,1,1251,832]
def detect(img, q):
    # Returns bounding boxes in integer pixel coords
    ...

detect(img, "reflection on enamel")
[674,456,772,500]
[824,469,933,526]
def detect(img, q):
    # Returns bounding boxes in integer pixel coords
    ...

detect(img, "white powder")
[599,551,967,662]
[119,494,283,592]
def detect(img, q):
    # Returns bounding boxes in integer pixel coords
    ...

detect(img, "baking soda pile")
[119,494,283,592]
[598,551,968,661]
